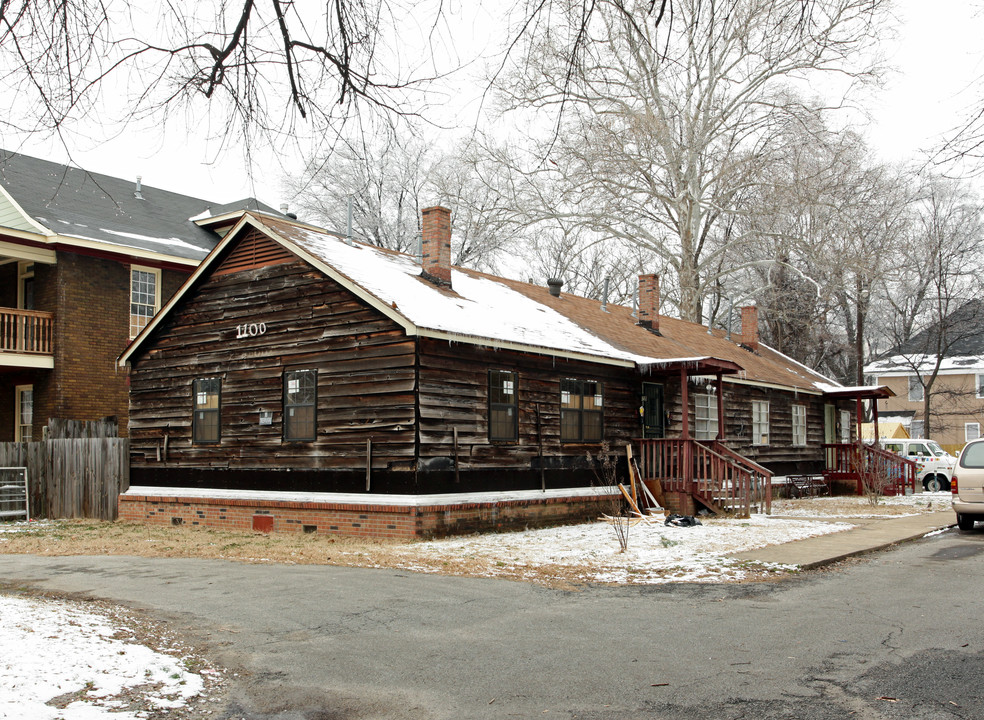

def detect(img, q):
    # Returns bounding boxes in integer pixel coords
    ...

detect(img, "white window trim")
[14,384,32,442]
[130,265,162,339]
[840,409,851,444]
[16,261,34,310]
[752,400,770,446]
[967,423,981,442]
[792,404,807,447]
[908,375,924,403]
[695,393,718,441]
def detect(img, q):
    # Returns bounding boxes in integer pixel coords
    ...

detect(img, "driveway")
[2,529,983,719]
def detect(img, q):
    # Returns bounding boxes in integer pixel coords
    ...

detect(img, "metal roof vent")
[134,176,143,200]
[547,278,563,297]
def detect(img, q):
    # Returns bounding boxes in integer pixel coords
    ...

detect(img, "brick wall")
[119,492,613,539]
[16,252,191,440]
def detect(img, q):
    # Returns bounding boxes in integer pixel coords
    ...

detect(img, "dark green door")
[642,383,665,439]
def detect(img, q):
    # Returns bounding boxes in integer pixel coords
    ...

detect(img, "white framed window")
[840,410,851,443]
[130,266,161,338]
[752,401,770,445]
[967,423,981,442]
[908,375,924,402]
[17,261,35,310]
[792,404,807,447]
[910,420,925,439]
[15,385,33,442]
[695,393,718,441]
[977,374,984,399]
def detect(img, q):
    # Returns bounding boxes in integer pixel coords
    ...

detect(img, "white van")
[880,439,956,492]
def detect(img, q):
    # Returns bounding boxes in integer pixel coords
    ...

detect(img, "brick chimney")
[420,206,452,286]
[740,305,759,351]
[637,274,660,333]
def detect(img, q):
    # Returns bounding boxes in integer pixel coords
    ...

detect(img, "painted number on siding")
[236,322,267,339]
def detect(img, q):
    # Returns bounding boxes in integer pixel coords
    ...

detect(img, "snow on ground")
[771,491,952,518]
[366,514,855,585]
[0,594,211,719]
[357,493,953,585]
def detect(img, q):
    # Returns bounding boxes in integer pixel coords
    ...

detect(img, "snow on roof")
[865,353,984,374]
[284,224,673,366]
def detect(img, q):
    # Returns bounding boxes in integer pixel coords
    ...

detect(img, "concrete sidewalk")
[729,510,956,569]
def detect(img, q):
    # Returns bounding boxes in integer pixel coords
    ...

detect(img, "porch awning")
[815,382,895,400]
[636,356,743,375]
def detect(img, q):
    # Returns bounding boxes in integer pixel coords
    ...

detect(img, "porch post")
[856,396,863,444]
[680,367,690,440]
[715,372,724,441]
[680,367,693,493]
[872,397,881,444]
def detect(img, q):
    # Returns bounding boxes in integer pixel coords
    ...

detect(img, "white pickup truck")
[880,439,956,492]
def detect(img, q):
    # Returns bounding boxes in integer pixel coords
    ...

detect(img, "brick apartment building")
[0,149,280,440]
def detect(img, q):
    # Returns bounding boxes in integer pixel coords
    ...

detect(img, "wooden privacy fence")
[0,437,129,520]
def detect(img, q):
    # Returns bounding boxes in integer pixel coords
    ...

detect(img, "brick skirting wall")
[118,490,615,539]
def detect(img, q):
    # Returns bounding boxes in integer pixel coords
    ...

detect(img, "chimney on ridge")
[637,274,661,334]
[740,305,759,351]
[420,206,452,287]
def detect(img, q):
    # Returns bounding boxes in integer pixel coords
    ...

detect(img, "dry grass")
[0,493,950,587]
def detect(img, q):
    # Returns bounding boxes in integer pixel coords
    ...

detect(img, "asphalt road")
[1,529,983,720]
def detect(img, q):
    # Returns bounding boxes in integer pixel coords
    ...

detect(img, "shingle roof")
[0,150,278,262]
[259,216,840,393]
[866,299,984,374]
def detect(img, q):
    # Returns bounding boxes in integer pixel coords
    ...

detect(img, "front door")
[642,382,665,438]
[824,403,837,469]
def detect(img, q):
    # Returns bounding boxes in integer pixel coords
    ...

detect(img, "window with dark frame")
[488,370,518,442]
[284,369,318,441]
[560,378,604,442]
[193,378,221,444]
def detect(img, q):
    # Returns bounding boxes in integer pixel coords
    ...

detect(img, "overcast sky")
[7,0,984,218]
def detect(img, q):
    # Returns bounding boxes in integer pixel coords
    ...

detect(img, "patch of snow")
[100,228,208,252]
[123,485,617,506]
[187,209,212,222]
[286,227,682,367]
[382,514,853,584]
[0,594,205,719]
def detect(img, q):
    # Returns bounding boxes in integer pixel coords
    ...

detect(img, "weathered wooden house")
[0,149,281,441]
[118,207,893,537]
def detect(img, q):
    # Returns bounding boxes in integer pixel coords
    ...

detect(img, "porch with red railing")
[822,442,916,496]
[635,438,772,516]
[0,308,54,360]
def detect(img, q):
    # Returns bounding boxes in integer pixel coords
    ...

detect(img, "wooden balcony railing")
[635,438,772,516]
[0,308,54,355]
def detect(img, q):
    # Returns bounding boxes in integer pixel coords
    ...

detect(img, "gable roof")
[121,213,843,395]
[0,149,281,265]
[865,299,984,375]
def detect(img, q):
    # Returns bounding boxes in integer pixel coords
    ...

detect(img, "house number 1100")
[236,322,267,338]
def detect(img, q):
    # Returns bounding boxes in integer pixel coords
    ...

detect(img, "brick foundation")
[118,490,614,539]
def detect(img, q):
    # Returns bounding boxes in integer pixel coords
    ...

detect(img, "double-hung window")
[695,393,718,441]
[130,266,161,338]
[908,375,924,402]
[560,379,604,442]
[284,369,317,441]
[489,370,518,442]
[193,378,221,444]
[792,404,807,446]
[752,401,770,446]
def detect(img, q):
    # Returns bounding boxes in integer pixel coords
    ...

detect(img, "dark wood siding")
[417,338,640,471]
[128,255,416,473]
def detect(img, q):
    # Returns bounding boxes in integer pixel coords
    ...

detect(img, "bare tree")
[287,131,518,270]
[491,0,890,322]
[876,177,984,436]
